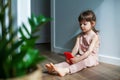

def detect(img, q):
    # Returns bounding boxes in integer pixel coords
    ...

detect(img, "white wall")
[51,0,120,66]
[17,0,51,43]
[17,0,31,38]
[96,0,120,66]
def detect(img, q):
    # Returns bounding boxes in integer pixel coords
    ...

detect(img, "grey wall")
[31,0,51,43]
[51,0,120,65]
[52,0,103,51]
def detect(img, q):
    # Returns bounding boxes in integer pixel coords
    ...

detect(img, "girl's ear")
[91,21,96,27]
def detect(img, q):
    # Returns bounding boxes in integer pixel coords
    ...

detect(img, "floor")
[36,43,120,80]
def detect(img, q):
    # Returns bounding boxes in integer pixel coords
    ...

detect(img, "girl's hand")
[70,57,80,64]
[66,59,71,64]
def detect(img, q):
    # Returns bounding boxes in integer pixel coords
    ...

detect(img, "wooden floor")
[36,43,120,80]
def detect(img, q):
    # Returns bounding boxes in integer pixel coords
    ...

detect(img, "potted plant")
[0,0,51,79]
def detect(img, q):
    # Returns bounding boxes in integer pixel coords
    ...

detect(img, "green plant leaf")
[0,29,19,60]
[21,23,31,37]
[19,27,28,40]
[0,1,51,77]
[12,48,41,69]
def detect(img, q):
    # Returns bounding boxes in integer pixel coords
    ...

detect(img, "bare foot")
[50,63,69,77]
[45,63,54,73]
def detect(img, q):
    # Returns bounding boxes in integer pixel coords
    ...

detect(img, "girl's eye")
[84,23,87,25]
[80,23,87,26]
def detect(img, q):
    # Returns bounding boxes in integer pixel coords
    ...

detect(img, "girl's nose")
[81,24,84,28]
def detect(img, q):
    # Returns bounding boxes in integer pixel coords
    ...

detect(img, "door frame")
[51,0,56,52]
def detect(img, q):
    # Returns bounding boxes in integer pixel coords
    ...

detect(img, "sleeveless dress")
[55,33,100,73]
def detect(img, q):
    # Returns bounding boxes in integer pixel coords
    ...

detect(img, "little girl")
[45,10,100,77]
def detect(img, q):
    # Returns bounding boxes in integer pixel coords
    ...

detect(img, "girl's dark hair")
[78,10,99,33]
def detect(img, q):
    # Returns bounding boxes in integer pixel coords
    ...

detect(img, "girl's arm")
[71,36,80,56]
[71,35,99,63]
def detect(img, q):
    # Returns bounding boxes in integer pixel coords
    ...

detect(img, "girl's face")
[79,20,93,33]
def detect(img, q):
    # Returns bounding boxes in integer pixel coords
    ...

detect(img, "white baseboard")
[99,55,120,66]
[53,46,120,66]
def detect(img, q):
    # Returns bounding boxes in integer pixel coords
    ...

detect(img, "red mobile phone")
[64,52,74,60]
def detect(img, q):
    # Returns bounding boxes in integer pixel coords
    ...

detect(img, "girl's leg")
[54,61,70,68]
[68,55,99,73]
[69,60,86,73]
[49,60,86,76]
